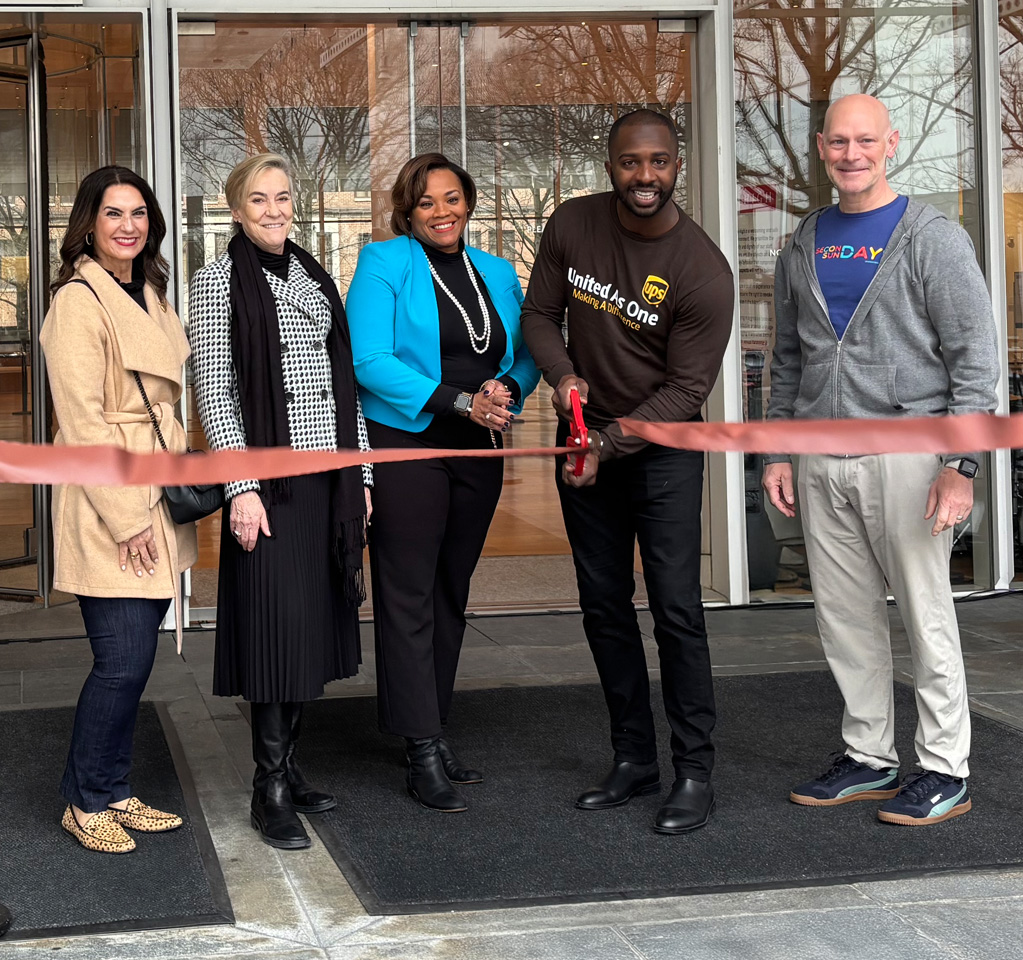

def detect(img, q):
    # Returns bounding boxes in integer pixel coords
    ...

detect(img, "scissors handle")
[569,387,588,476]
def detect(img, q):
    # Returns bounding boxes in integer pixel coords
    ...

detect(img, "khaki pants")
[798,453,970,779]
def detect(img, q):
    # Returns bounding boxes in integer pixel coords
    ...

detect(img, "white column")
[977,0,1013,589]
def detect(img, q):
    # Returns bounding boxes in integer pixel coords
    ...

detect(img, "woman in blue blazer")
[347,153,539,813]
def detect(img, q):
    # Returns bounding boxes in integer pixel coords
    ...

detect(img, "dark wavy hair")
[51,165,169,304]
[389,153,477,237]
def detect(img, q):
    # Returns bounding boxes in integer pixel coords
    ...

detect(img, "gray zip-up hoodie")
[764,198,999,464]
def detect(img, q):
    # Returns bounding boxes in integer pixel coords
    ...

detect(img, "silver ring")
[233,529,241,537]
[485,412,492,421]
[956,515,964,521]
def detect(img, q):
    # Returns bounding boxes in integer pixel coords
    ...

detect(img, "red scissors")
[568,387,588,476]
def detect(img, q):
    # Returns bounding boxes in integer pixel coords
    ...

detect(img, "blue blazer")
[347,235,541,433]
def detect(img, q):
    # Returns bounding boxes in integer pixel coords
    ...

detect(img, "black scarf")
[227,230,366,605]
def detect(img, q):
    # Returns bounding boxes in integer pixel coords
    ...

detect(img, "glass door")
[0,16,147,603]
[458,22,697,608]
[0,29,46,597]
[178,18,699,612]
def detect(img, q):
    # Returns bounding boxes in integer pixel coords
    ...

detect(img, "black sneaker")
[877,770,971,826]
[790,754,899,806]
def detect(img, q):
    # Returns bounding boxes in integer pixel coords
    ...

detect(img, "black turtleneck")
[420,240,515,423]
[107,260,147,311]
[256,246,290,280]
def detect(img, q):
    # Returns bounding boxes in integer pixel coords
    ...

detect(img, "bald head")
[817,94,899,212]
[823,94,892,140]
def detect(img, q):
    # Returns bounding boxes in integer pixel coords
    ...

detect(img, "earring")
[85,232,94,246]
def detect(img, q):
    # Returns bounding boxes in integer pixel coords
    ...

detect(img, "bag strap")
[67,278,169,454]
[132,370,168,452]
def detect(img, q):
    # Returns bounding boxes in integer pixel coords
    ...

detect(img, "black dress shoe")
[575,760,660,810]
[654,778,715,834]
[437,738,483,784]
[0,902,11,938]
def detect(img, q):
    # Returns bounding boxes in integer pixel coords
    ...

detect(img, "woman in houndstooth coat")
[188,153,372,852]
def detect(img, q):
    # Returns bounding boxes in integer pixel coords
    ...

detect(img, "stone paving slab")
[892,900,1023,960]
[854,870,1023,905]
[619,907,951,960]
[328,927,640,960]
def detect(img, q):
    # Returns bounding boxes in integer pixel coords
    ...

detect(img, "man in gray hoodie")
[762,94,999,825]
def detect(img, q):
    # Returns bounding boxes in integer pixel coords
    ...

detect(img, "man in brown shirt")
[521,109,733,834]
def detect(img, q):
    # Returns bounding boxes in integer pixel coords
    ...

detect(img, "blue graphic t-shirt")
[814,194,908,340]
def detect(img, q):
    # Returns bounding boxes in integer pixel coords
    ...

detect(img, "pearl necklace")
[427,250,491,355]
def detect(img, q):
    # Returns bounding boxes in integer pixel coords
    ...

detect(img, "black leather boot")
[285,703,337,813]
[654,778,715,834]
[437,737,483,784]
[405,737,467,812]
[575,760,661,810]
[250,702,311,849]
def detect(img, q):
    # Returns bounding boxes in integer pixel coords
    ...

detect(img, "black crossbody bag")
[66,277,223,524]
[133,371,224,524]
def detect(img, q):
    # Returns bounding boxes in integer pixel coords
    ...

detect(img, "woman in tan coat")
[40,165,197,854]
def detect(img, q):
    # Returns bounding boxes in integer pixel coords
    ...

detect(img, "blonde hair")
[225,153,293,218]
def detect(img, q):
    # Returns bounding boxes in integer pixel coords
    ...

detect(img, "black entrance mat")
[0,703,232,940]
[298,673,1023,913]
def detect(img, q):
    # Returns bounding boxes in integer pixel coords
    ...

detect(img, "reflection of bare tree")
[1002,19,1023,174]
[179,22,694,283]
[0,195,28,329]
[735,1,975,217]
[180,27,405,279]
[464,23,691,271]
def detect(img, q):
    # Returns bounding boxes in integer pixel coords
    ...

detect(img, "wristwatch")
[946,458,979,479]
[453,392,474,417]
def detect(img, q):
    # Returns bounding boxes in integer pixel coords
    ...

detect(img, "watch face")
[958,460,979,479]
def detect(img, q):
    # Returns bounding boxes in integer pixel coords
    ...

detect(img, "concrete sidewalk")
[3,596,1023,959]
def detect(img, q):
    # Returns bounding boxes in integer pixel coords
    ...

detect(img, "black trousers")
[556,422,715,780]
[368,421,503,738]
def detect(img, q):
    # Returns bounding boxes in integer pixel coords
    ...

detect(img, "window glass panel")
[179,19,700,610]
[735,0,984,598]
[1001,13,1023,582]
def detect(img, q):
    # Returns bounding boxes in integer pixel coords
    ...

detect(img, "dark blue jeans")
[60,596,170,812]
[556,422,716,780]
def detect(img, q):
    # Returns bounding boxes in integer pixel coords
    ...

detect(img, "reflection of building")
[0,2,1020,611]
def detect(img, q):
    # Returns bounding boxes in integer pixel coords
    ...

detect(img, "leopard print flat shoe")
[61,806,136,854]
[108,797,183,833]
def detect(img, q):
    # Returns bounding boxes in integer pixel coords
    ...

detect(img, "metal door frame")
[0,22,49,600]
[168,7,744,615]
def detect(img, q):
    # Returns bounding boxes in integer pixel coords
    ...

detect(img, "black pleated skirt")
[213,472,362,702]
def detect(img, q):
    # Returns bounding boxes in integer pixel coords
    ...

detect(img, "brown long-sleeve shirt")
[520,193,734,458]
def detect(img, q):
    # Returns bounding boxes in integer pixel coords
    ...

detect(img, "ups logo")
[641,275,669,306]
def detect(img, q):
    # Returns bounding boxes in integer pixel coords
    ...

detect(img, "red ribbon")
[0,442,575,486]
[620,412,1016,456]
[0,412,1016,486]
